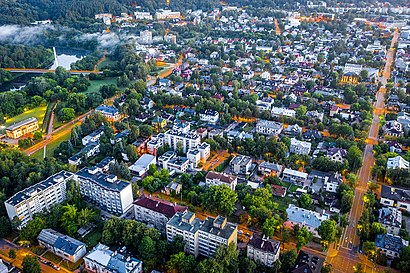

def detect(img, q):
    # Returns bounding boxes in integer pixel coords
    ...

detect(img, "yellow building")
[5,117,39,139]
[340,72,359,84]
[152,117,167,130]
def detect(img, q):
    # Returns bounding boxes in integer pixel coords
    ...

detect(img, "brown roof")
[248,236,280,254]
[271,184,286,196]
[206,171,237,184]
[134,195,186,218]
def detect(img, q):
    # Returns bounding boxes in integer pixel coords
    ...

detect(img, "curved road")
[328,29,399,273]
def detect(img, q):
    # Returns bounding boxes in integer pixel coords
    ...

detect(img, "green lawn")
[30,131,71,160]
[289,184,302,193]
[83,229,102,249]
[85,78,117,94]
[43,251,62,264]
[97,58,117,70]
[5,105,47,128]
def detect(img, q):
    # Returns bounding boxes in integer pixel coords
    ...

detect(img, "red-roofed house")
[205,171,238,190]
[134,195,187,233]
[271,184,287,197]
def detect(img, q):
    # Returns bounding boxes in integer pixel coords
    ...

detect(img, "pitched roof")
[248,236,280,254]
[134,195,186,218]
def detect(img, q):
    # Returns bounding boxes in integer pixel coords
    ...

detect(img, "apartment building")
[38,229,87,263]
[128,154,156,178]
[164,129,201,153]
[205,171,238,190]
[282,168,308,186]
[155,10,181,20]
[95,105,122,122]
[247,236,280,267]
[4,171,74,228]
[5,117,39,139]
[285,204,329,237]
[134,11,153,20]
[199,109,220,124]
[82,127,104,146]
[256,120,283,136]
[134,195,186,234]
[76,167,133,215]
[289,138,312,155]
[230,155,253,175]
[387,155,409,170]
[166,211,237,258]
[187,142,210,167]
[147,133,165,155]
[84,243,143,273]
[140,30,152,44]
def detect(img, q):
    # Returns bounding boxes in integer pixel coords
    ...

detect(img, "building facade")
[5,117,39,139]
[247,236,280,267]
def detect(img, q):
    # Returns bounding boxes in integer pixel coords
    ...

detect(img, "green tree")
[347,146,363,171]
[363,241,376,259]
[22,255,41,273]
[294,225,313,251]
[139,236,156,261]
[201,185,237,216]
[262,215,283,238]
[19,217,46,244]
[78,208,96,227]
[280,249,297,273]
[298,193,312,209]
[58,107,75,122]
[317,220,338,250]
[166,252,196,273]
[295,105,307,118]
[60,204,78,236]
[8,249,16,259]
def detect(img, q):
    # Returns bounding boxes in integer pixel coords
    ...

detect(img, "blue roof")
[96,105,119,116]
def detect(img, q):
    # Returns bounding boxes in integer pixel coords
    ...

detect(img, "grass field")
[5,105,47,128]
[30,131,71,160]
[84,78,117,94]
[83,229,102,249]
[97,58,117,70]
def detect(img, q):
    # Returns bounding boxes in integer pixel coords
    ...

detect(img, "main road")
[328,29,399,273]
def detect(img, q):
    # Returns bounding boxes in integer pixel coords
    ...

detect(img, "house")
[258,162,283,176]
[163,182,182,195]
[384,120,404,137]
[38,229,87,263]
[95,156,115,172]
[69,142,101,166]
[378,207,402,235]
[285,204,329,237]
[147,134,165,155]
[326,148,347,163]
[129,154,156,178]
[387,156,409,170]
[271,107,296,117]
[271,184,287,197]
[303,130,322,141]
[323,172,343,193]
[5,117,39,139]
[291,250,324,273]
[95,105,122,122]
[284,124,302,136]
[112,130,130,144]
[375,234,407,259]
[134,195,186,233]
[205,171,238,190]
[230,155,253,175]
[84,243,143,273]
[397,112,410,132]
[289,138,311,155]
[199,109,220,124]
[163,156,190,174]
[256,120,283,136]
[152,117,167,129]
[159,78,172,87]
[282,168,308,185]
[247,236,280,267]
[380,185,410,212]
[82,127,104,146]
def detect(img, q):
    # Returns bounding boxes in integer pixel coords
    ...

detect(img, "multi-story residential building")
[166,211,202,257]
[165,156,190,174]
[4,171,74,228]
[199,109,220,124]
[68,141,100,166]
[258,162,283,176]
[197,215,237,257]
[140,30,152,44]
[247,236,280,267]
[134,11,153,20]
[282,168,308,186]
[326,148,347,163]
[285,204,329,237]
[164,129,201,153]
[95,156,115,172]
[375,234,406,259]
[155,10,181,20]
[95,105,122,122]
[322,172,343,193]
[205,171,238,190]
[128,154,156,178]
[147,133,165,155]
[5,117,39,139]
[76,167,133,215]
[378,207,402,235]
[289,138,311,155]
[230,155,252,175]
[387,155,410,170]
[271,107,295,118]
[256,120,283,136]
[187,143,210,167]
[166,211,237,258]
[381,185,410,212]
[134,195,186,234]
[84,243,143,273]
[37,229,87,263]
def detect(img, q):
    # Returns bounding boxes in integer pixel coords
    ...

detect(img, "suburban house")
[199,109,220,124]
[378,207,402,235]
[230,155,253,175]
[95,105,122,122]
[247,236,280,267]
[387,156,409,170]
[380,185,410,212]
[282,168,308,185]
[285,204,329,237]
[258,162,283,176]
[256,120,283,136]
[134,195,186,234]
[375,234,407,259]
[326,148,347,163]
[289,138,311,155]
[38,229,87,263]
[271,184,287,197]
[291,250,324,273]
[205,171,238,190]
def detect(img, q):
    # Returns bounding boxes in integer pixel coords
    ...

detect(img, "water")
[50,48,86,70]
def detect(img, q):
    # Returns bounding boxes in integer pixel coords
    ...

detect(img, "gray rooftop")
[38,228,86,256]
[76,167,130,192]
[6,117,37,131]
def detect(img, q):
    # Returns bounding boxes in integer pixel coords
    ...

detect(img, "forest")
[0,45,53,69]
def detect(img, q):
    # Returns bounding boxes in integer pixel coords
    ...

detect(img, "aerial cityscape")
[0,0,409,272]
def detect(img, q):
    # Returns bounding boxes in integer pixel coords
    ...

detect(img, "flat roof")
[6,117,38,131]
[76,168,130,192]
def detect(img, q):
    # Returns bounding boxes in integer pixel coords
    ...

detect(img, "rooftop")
[248,236,280,254]
[134,195,186,218]
[286,204,327,229]
[199,215,237,240]
[76,167,130,192]
[6,117,38,131]
[38,229,85,256]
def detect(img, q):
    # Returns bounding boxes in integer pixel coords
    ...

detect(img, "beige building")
[5,117,39,139]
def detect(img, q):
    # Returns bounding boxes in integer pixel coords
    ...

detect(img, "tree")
[298,193,312,209]
[363,241,376,259]
[262,215,283,238]
[294,225,313,251]
[317,220,338,250]
[60,204,78,236]
[295,105,307,118]
[19,217,46,244]
[139,236,156,261]
[166,252,196,273]
[347,146,363,171]
[22,255,41,273]
[0,216,12,238]
[58,107,75,122]
[201,185,237,216]
[341,189,354,213]
[367,181,379,193]
[353,263,365,273]
[78,208,96,227]
[8,249,16,259]
[280,249,297,273]
[238,257,257,273]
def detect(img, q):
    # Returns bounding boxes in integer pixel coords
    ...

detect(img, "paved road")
[328,29,399,273]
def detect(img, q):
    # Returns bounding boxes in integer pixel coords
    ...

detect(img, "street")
[328,29,399,273]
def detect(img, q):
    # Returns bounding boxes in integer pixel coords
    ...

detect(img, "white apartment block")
[247,236,280,267]
[289,138,312,155]
[134,11,153,20]
[134,195,186,234]
[76,167,133,215]
[230,155,253,175]
[205,171,238,191]
[140,30,153,44]
[166,211,237,258]
[164,129,201,153]
[271,107,296,118]
[187,142,210,167]
[4,171,74,228]
[155,10,181,20]
[200,110,220,124]
[256,120,283,136]
[147,133,165,155]
[387,156,409,170]
[282,168,308,185]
